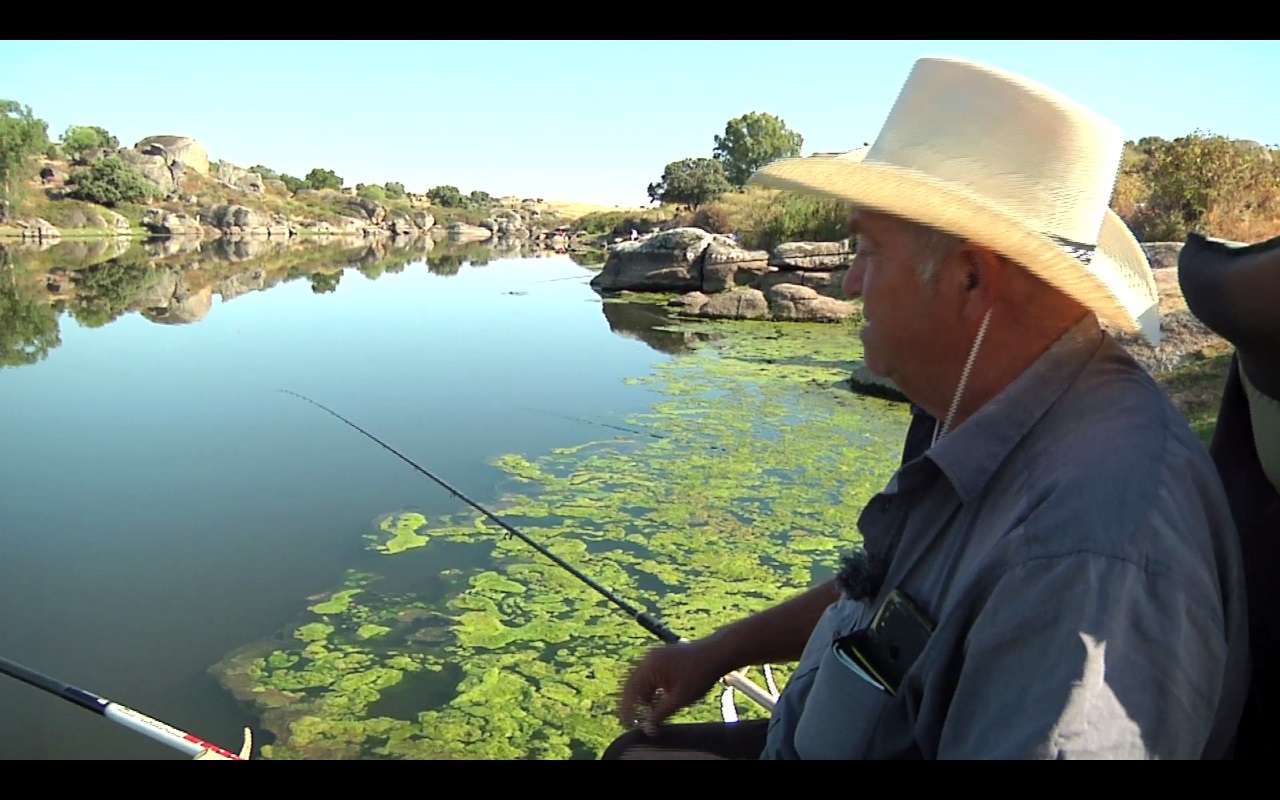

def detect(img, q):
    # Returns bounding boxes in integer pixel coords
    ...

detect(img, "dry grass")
[537,200,651,220]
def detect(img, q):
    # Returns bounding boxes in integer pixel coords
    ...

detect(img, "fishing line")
[278,389,777,710]
[279,389,680,643]
[522,406,728,453]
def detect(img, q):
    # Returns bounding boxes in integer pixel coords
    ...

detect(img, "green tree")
[66,257,162,328]
[467,189,493,208]
[65,157,159,207]
[427,185,464,208]
[712,111,804,187]
[356,183,387,202]
[304,168,343,191]
[278,173,306,193]
[61,125,118,158]
[309,271,342,294]
[647,157,732,209]
[0,282,62,369]
[0,100,50,199]
[384,181,406,199]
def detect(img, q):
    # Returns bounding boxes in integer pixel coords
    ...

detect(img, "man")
[1177,233,1280,760]
[603,56,1250,760]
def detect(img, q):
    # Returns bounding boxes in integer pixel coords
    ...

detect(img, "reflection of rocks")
[600,299,715,356]
[16,218,61,241]
[130,269,180,308]
[217,269,266,301]
[16,235,559,335]
[143,235,204,257]
[447,223,493,242]
[211,235,294,262]
[141,284,213,325]
[142,209,205,237]
[34,237,132,265]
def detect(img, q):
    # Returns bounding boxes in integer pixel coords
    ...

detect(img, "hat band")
[1044,232,1097,266]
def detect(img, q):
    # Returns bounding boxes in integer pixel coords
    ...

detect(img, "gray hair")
[908,222,965,283]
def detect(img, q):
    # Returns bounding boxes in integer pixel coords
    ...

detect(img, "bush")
[1111,132,1280,242]
[357,183,387,202]
[65,157,159,207]
[707,190,852,251]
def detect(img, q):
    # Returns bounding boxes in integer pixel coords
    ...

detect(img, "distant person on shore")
[603,56,1249,760]
[1177,232,1280,760]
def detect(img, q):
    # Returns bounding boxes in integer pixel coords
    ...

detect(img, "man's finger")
[647,687,682,730]
[617,672,655,727]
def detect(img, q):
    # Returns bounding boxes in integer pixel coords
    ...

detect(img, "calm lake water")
[0,237,704,759]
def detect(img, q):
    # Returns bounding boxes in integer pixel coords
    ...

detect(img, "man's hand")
[615,579,840,733]
[617,640,731,732]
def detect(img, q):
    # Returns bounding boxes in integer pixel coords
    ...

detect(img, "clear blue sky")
[3,40,1276,208]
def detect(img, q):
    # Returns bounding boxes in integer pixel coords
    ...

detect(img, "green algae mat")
[210,302,911,760]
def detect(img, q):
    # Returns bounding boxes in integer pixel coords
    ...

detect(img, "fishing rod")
[278,389,778,712]
[522,407,728,453]
[523,407,668,443]
[0,655,250,760]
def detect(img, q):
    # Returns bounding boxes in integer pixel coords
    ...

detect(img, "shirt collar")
[923,314,1106,504]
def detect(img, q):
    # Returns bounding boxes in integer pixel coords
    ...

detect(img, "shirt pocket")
[791,637,895,759]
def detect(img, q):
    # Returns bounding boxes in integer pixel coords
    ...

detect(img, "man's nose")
[842,257,865,298]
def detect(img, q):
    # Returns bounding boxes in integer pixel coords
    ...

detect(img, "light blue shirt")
[761,315,1250,759]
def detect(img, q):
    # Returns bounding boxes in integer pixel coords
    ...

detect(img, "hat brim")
[747,153,1161,345]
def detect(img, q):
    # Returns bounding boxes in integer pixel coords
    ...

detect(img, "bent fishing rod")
[520,407,729,453]
[0,655,249,760]
[279,389,777,711]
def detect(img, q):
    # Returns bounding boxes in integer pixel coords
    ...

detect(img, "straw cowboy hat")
[747,56,1162,346]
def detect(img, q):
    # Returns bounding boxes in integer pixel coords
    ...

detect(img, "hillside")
[0,107,650,248]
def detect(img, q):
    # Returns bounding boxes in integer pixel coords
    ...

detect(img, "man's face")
[842,211,955,391]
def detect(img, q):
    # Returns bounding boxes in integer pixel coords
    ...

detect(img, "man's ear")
[953,246,1001,321]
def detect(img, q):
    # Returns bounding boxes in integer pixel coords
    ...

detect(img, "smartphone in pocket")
[832,589,935,696]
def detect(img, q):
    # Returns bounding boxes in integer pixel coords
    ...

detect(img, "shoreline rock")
[593,231,1224,401]
[3,134,602,259]
[591,227,861,324]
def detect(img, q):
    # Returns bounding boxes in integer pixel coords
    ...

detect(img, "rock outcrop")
[135,136,211,175]
[7,134,584,253]
[590,228,860,323]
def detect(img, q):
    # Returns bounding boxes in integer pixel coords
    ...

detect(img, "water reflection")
[599,297,718,356]
[0,234,587,370]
